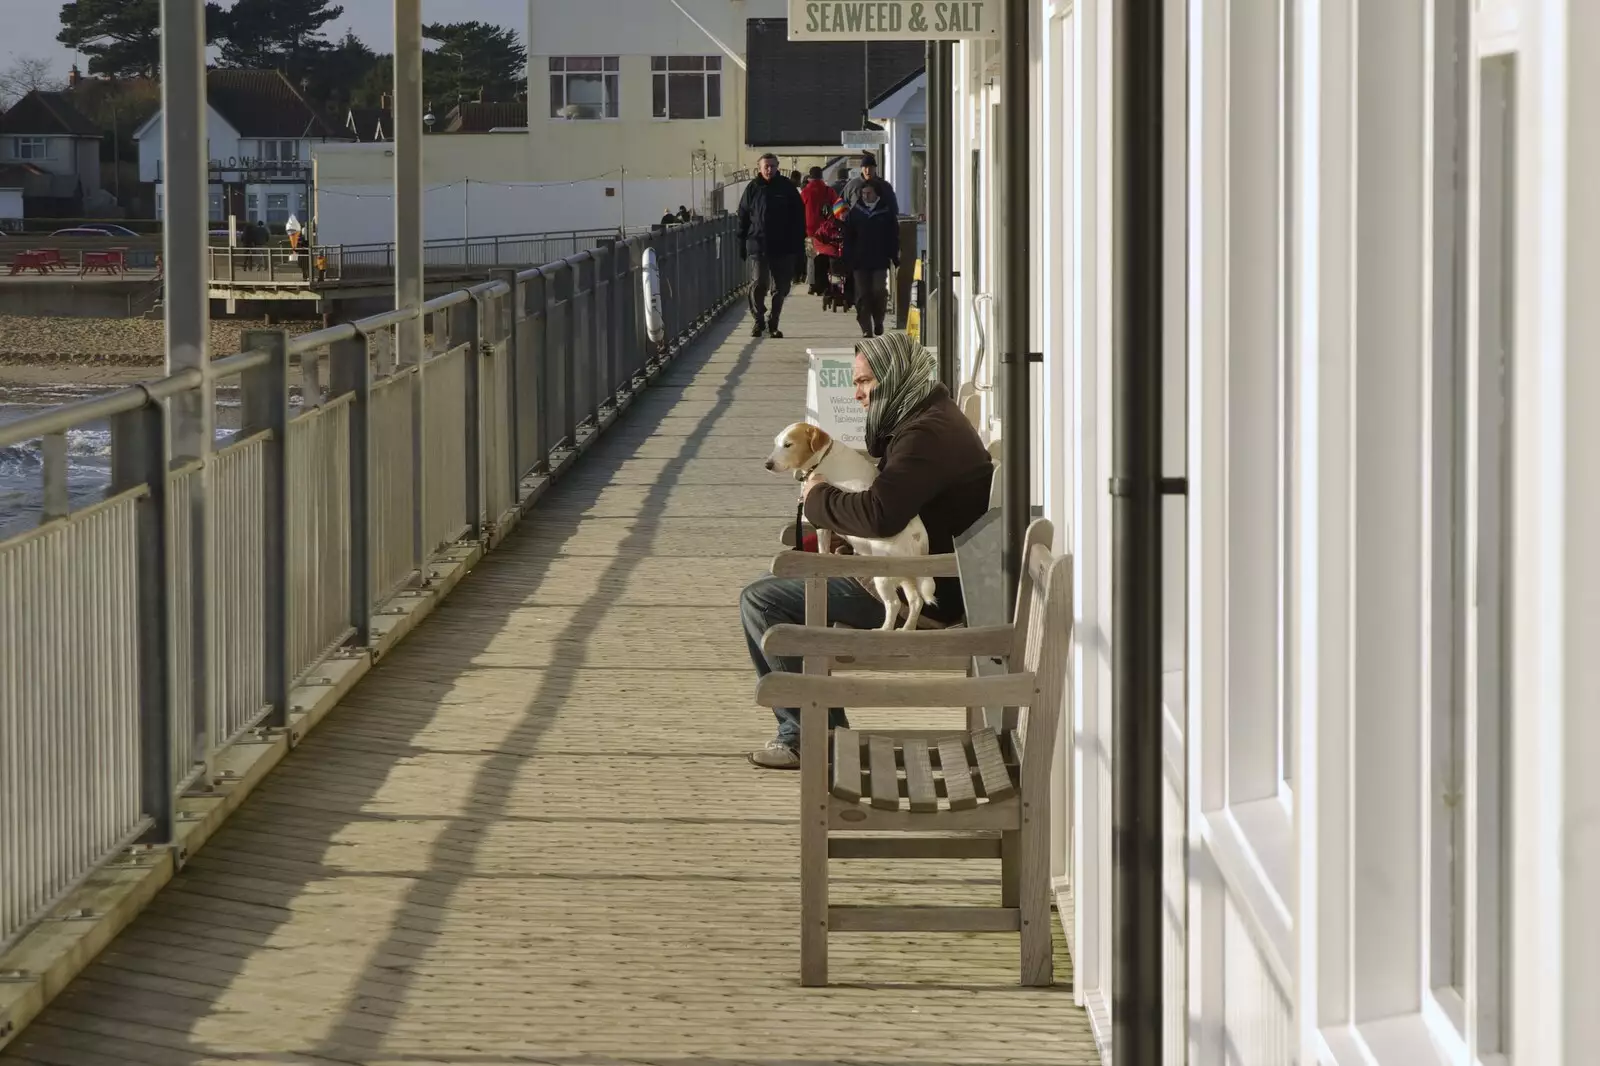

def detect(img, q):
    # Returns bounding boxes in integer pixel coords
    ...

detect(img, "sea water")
[0,385,248,541]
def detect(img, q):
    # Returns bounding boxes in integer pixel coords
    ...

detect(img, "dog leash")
[791,439,834,553]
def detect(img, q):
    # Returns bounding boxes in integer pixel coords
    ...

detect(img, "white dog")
[765,421,936,630]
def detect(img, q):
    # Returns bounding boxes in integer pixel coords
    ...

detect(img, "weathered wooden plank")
[936,736,979,811]
[830,728,862,803]
[969,728,1017,801]
[901,739,939,813]
[866,734,901,812]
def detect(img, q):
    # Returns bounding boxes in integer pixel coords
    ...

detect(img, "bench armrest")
[768,551,960,580]
[762,623,1013,658]
[756,671,1037,710]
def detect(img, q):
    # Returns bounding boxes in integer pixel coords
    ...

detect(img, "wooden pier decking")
[0,297,1100,1066]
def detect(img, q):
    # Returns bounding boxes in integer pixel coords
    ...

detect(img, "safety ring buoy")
[642,247,666,346]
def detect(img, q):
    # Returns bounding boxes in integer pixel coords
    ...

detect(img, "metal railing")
[206,228,646,286]
[0,216,743,956]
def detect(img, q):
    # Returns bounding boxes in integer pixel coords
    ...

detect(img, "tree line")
[53,0,528,115]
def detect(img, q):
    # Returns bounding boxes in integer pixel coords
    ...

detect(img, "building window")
[208,188,224,222]
[246,193,260,223]
[13,137,46,161]
[549,56,620,120]
[651,56,722,120]
[258,140,298,161]
[266,193,290,225]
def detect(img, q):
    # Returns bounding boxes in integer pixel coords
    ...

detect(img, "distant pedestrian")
[842,181,898,337]
[842,153,898,215]
[676,205,691,223]
[800,166,839,296]
[736,152,806,339]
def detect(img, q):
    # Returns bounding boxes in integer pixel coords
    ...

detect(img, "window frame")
[650,55,723,121]
[14,137,47,161]
[548,56,621,121]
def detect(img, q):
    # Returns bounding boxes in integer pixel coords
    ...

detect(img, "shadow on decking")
[0,313,768,1065]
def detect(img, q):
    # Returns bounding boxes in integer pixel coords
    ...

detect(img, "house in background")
[0,90,104,217]
[135,69,353,228]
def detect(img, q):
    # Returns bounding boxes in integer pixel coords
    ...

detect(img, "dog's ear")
[800,423,831,455]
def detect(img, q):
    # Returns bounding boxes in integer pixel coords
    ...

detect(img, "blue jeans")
[740,574,887,748]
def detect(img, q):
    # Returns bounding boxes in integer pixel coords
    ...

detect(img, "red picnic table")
[32,248,66,272]
[8,250,50,275]
[80,250,123,276]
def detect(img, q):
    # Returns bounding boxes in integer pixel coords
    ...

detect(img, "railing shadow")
[0,309,773,1065]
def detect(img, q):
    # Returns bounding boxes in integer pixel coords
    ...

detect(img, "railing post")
[110,399,174,845]
[241,330,290,728]
[554,265,577,448]
[451,298,482,541]
[491,268,521,506]
[329,334,371,646]
[524,270,549,473]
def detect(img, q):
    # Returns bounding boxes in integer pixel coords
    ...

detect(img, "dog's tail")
[918,576,937,605]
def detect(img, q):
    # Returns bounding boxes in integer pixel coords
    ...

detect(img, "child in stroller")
[812,201,852,313]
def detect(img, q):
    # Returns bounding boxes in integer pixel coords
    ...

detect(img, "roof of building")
[347,106,394,141]
[742,18,925,148]
[206,69,347,139]
[0,90,102,138]
[443,101,527,133]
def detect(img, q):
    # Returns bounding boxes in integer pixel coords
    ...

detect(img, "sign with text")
[806,348,867,448]
[789,1,998,40]
[841,129,889,146]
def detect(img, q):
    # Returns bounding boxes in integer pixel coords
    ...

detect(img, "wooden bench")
[755,518,1072,986]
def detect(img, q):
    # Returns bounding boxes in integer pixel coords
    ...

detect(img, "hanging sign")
[788,1,998,40]
[841,129,890,150]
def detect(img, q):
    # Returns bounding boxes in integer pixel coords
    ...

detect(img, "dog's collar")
[793,439,835,481]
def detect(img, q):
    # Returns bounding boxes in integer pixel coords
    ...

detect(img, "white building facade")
[947,0,1600,1062]
[311,1,799,245]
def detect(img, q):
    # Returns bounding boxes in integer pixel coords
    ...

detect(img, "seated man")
[740,332,994,769]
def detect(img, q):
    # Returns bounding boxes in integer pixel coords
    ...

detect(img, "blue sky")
[2,0,529,77]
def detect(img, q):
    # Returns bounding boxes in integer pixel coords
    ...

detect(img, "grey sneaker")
[748,739,799,769]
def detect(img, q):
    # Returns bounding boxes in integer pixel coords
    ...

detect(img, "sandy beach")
[0,314,321,386]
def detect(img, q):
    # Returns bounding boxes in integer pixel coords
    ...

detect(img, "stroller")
[812,210,852,313]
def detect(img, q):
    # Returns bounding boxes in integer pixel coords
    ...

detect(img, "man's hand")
[801,471,827,502]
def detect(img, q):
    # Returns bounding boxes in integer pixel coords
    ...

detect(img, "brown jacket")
[804,384,993,622]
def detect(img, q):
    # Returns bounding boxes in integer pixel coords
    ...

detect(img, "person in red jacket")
[800,166,839,295]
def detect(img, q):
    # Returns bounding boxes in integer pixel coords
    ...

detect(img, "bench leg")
[799,699,829,986]
[1019,779,1053,986]
[1001,829,1020,907]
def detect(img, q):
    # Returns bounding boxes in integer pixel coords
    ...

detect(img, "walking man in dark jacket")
[736,153,806,338]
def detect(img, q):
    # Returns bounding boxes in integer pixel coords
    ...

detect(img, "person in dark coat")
[841,152,899,214]
[736,153,806,339]
[842,181,899,337]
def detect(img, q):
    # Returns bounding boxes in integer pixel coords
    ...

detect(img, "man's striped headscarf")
[859,331,939,456]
